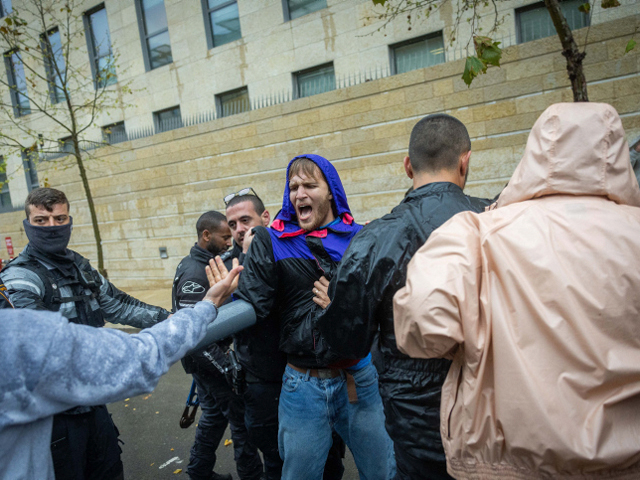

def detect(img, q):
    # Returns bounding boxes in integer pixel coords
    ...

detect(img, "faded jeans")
[278,363,396,480]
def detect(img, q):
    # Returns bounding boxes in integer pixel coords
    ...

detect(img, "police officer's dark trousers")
[189,372,263,480]
[50,405,123,480]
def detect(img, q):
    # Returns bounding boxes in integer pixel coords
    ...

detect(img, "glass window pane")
[96,55,117,87]
[1,0,12,17]
[45,30,66,103]
[147,31,172,69]
[10,52,30,114]
[23,152,38,190]
[0,158,10,210]
[211,3,241,47]
[288,0,326,20]
[218,88,249,117]
[90,8,111,58]
[394,35,445,75]
[154,106,182,132]
[297,64,335,98]
[141,0,168,35]
[518,0,589,43]
[208,0,229,8]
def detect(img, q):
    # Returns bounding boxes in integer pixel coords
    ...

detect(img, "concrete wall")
[1,14,639,295]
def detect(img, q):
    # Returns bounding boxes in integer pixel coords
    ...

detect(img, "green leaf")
[578,3,591,13]
[625,39,636,54]
[372,0,387,5]
[474,35,502,68]
[5,17,12,25]
[601,0,620,8]
[462,56,485,86]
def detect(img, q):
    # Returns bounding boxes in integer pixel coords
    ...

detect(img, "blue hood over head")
[272,154,355,237]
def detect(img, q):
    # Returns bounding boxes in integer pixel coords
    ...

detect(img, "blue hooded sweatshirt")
[235,154,363,369]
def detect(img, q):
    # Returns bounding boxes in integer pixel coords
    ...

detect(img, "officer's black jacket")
[229,235,287,382]
[316,182,490,464]
[172,243,231,377]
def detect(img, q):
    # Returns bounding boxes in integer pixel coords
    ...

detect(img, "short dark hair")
[25,187,69,218]
[408,114,471,173]
[196,211,227,239]
[225,194,265,215]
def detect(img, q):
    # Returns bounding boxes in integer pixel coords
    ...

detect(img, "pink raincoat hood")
[497,102,640,208]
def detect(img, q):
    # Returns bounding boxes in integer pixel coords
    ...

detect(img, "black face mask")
[23,217,73,256]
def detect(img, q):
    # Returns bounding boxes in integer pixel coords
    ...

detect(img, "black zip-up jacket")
[172,244,231,377]
[316,182,490,465]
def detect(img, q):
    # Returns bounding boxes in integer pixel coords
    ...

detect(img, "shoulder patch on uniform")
[220,250,233,262]
[182,281,206,294]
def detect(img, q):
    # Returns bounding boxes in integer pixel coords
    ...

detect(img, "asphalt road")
[108,331,359,479]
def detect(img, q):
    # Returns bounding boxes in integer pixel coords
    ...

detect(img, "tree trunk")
[73,147,108,279]
[544,0,589,101]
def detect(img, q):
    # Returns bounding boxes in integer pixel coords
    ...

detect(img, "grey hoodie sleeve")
[0,302,216,428]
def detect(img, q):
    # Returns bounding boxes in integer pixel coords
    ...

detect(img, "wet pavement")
[108,329,359,479]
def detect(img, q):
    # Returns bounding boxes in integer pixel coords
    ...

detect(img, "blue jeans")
[278,363,396,480]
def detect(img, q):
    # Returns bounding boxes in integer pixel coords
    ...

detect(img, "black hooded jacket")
[316,182,490,464]
[172,244,231,377]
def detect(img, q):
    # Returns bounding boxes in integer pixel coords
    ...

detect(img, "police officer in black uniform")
[0,188,171,480]
[172,210,262,480]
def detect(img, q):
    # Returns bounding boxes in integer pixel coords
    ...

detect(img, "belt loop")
[304,369,311,381]
[346,372,358,404]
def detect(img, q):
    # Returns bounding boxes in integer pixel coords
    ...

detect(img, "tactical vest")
[3,253,105,327]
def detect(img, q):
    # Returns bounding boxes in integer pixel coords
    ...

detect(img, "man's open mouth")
[298,205,313,221]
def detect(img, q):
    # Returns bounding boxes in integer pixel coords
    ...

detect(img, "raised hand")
[203,256,242,307]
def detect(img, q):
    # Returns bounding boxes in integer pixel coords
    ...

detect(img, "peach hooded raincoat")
[393,103,640,480]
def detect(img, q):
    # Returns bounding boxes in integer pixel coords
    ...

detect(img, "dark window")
[85,5,117,88]
[516,0,589,44]
[216,87,250,118]
[22,150,38,191]
[391,32,445,75]
[284,0,326,21]
[294,63,335,99]
[136,0,172,70]
[203,0,241,49]
[0,157,12,212]
[154,106,182,133]
[41,28,66,104]
[59,136,75,154]
[4,50,30,116]
[102,122,127,144]
[0,0,11,18]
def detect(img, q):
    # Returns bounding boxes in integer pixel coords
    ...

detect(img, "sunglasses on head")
[224,187,259,206]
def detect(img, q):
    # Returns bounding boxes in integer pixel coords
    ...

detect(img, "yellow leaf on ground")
[173,469,182,474]
[170,448,174,451]
[125,404,129,407]
[124,398,130,401]
[224,439,233,446]
[155,411,159,414]
[150,463,154,466]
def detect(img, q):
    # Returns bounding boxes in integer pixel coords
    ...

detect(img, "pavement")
[108,313,360,479]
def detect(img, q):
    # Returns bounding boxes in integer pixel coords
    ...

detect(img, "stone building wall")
[1,15,639,293]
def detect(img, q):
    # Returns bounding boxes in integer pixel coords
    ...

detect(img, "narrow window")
[154,106,182,133]
[0,0,12,18]
[85,4,117,88]
[4,50,30,116]
[102,122,127,144]
[203,0,241,49]
[516,0,589,44]
[216,87,250,118]
[136,0,172,70]
[59,136,75,154]
[0,156,12,212]
[391,32,445,75]
[294,63,335,99]
[284,0,326,21]
[41,28,66,104]
[22,150,38,191]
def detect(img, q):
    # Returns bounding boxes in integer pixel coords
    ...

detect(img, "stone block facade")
[1,13,639,295]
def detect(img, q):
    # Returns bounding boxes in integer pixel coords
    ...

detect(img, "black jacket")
[172,244,231,377]
[316,182,490,464]
[2,245,169,328]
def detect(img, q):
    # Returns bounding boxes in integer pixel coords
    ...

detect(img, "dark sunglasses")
[223,187,259,206]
